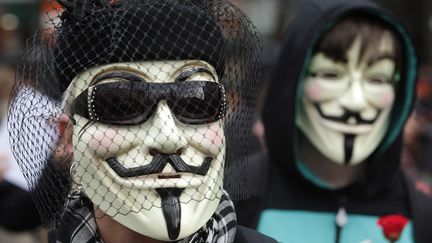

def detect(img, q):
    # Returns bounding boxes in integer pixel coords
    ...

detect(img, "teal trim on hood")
[293,9,417,187]
[377,13,417,151]
[295,160,333,189]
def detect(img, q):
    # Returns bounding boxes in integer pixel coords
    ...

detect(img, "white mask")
[296,35,397,165]
[62,60,226,241]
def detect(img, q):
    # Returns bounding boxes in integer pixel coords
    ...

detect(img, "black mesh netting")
[8,0,261,237]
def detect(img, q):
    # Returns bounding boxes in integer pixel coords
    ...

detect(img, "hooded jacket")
[256,0,432,242]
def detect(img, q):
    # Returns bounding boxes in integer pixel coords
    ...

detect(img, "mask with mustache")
[296,37,396,165]
[66,61,227,241]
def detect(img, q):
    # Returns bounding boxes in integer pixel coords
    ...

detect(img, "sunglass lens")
[170,81,225,124]
[92,82,154,125]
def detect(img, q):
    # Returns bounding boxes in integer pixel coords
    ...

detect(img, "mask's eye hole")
[367,75,391,85]
[309,70,343,80]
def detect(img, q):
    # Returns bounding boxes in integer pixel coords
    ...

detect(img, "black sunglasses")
[72,80,227,125]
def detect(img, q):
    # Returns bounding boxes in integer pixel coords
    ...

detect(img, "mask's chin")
[74,149,225,241]
[296,102,391,166]
[104,187,222,241]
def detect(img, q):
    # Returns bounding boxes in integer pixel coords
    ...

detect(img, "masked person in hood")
[7,0,277,242]
[256,0,432,242]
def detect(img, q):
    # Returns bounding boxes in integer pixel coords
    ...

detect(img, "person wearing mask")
[8,0,276,242]
[257,0,432,242]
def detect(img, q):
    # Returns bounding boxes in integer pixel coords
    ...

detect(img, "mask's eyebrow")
[92,70,147,84]
[175,67,216,82]
[367,53,395,67]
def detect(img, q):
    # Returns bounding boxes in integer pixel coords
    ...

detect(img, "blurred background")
[0,0,431,242]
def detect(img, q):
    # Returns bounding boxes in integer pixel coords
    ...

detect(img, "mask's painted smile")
[314,103,382,134]
[158,174,181,179]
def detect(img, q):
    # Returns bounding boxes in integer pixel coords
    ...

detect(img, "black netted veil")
[8,0,261,228]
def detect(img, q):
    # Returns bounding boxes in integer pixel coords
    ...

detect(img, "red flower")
[377,214,409,242]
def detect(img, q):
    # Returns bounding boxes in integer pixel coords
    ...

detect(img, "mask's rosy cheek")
[88,128,125,155]
[88,130,104,150]
[204,124,224,147]
[192,123,225,155]
[379,93,395,107]
[304,81,324,101]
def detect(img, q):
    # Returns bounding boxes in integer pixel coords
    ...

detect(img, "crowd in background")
[1,0,432,242]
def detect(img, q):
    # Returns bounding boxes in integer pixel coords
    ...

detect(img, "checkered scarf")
[49,190,237,243]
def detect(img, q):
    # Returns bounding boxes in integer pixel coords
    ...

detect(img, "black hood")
[262,0,418,194]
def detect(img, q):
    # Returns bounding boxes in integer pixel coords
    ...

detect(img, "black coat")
[234,226,277,243]
[0,181,41,231]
